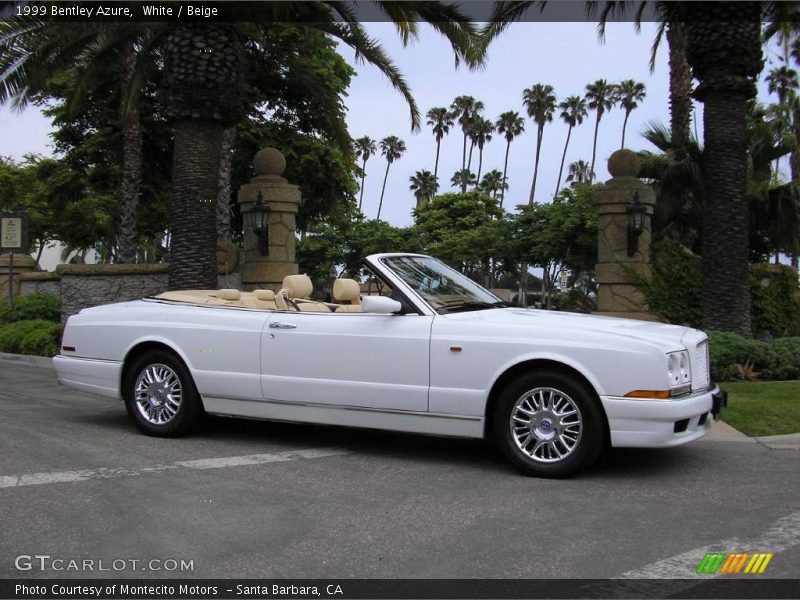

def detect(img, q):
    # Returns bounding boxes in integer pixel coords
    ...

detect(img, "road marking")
[620,511,800,579]
[0,448,349,489]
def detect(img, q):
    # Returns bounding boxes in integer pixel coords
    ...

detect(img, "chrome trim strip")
[203,394,482,422]
[54,355,121,365]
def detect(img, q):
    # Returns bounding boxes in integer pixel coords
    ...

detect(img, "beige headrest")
[332,278,360,302]
[214,289,241,301]
[282,274,313,298]
[253,289,275,301]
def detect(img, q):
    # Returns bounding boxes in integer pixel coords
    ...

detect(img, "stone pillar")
[593,149,659,321]
[237,148,300,291]
[0,253,36,299]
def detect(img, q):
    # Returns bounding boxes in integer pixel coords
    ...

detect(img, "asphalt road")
[1,358,798,582]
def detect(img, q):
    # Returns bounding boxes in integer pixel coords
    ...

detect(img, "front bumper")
[601,385,725,448]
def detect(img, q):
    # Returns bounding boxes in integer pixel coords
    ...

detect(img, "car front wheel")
[493,370,606,478]
[124,350,203,437]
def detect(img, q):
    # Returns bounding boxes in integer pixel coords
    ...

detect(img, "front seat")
[332,278,362,313]
[278,274,331,312]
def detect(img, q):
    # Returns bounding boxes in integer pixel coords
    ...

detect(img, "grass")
[721,381,800,437]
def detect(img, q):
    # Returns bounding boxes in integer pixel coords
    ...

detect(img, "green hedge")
[708,331,800,381]
[634,240,800,337]
[0,294,61,325]
[0,319,62,357]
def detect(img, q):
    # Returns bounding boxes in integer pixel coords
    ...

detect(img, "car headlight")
[667,350,691,394]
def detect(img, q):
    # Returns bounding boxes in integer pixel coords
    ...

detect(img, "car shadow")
[204,414,505,469]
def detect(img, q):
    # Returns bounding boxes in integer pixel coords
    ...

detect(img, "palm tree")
[426,107,453,183]
[495,110,525,209]
[555,95,588,196]
[522,83,556,204]
[566,160,594,186]
[451,169,477,191]
[354,136,377,211]
[680,1,764,335]
[0,23,154,264]
[616,79,646,149]
[377,136,405,220]
[2,5,484,288]
[472,116,495,184]
[480,169,507,200]
[409,169,438,208]
[449,95,484,174]
[766,66,799,179]
[585,79,617,183]
[592,3,693,152]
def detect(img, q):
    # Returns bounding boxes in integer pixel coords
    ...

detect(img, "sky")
[0,20,785,233]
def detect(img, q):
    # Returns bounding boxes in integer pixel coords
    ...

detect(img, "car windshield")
[381,255,506,314]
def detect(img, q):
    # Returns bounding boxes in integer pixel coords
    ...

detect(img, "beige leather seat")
[278,274,331,312]
[240,289,278,310]
[332,278,362,313]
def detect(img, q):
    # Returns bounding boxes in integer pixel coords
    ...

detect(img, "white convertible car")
[53,253,726,477]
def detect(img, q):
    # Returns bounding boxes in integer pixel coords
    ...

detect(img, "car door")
[260,311,433,411]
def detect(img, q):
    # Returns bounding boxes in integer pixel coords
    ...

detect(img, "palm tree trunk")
[461,133,467,171]
[590,113,601,183]
[433,140,441,181]
[216,126,236,242]
[529,126,543,204]
[699,84,752,335]
[621,110,630,149]
[476,148,484,187]
[500,140,511,210]
[168,118,225,290]
[467,142,475,172]
[555,125,573,196]
[116,44,142,264]
[358,157,367,210]
[667,21,692,153]
[377,162,390,220]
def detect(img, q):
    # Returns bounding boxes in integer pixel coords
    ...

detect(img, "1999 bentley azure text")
[54,253,726,477]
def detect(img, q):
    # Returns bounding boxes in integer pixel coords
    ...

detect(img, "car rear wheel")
[124,350,203,437]
[493,370,605,478]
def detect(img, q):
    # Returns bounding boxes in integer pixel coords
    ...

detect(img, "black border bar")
[2,579,800,600]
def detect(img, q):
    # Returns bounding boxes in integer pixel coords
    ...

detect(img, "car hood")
[440,307,697,351]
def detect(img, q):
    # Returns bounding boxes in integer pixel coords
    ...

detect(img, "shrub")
[0,294,61,325]
[634,241,800,338]
[707,331,771,381]
[0,319,61,357]
[750,264,800,338]
[763,337,800,381]
[629,239,702,328]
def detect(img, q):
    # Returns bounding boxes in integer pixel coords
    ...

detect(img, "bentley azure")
[53,253,726,477]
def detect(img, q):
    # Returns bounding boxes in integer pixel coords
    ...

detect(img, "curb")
[0,352,54,369]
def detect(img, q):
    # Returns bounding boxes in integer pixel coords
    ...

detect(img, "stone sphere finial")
[607,149,641,178]
[253,147,286,178]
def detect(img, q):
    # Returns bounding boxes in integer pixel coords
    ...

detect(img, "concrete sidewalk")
[704,417,800,449]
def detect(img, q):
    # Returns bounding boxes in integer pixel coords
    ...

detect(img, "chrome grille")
[693,340,710,390]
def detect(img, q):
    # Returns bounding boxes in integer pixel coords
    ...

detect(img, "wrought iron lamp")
[251,191,270,256]
[626,191,646,257]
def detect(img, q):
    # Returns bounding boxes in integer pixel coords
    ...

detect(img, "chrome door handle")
[269,322,297,329]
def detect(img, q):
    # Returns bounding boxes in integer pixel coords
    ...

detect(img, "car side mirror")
[361,295,402,314]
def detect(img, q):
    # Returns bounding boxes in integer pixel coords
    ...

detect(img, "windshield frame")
[377,254,503,315]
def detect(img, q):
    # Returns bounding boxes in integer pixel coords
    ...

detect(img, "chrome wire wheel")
[134,363,183,425]
[509,386,583,463]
